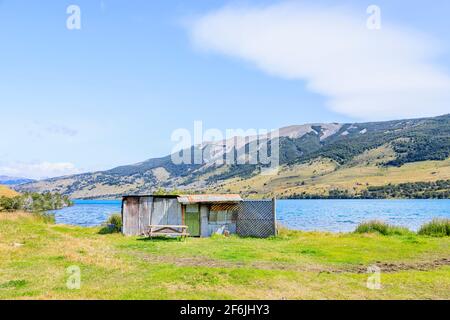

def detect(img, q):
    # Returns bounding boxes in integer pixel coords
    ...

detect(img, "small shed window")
[209,210,236,223]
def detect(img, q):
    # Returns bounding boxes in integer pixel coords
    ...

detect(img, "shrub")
[418,219,450,237]
[32,212,56,224]
[354,220,410,236]
[100,213,122,234]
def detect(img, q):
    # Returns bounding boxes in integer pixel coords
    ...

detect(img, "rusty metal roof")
[177,194,242,204]
[122,194,179,199]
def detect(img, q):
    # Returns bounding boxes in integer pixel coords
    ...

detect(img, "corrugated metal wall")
[236,199,276,238]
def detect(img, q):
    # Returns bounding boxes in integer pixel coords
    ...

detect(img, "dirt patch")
[133,252,450,274]
[136,253,247,269]
[347,257,450,274]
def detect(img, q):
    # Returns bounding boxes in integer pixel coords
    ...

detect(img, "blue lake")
[51,200,122,227]
[52,199,450,232]
[277,199,450,232]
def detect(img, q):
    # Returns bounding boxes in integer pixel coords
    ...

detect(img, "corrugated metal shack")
[121,194,277,238]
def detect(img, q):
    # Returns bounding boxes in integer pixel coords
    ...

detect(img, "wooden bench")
[145,225,189,239]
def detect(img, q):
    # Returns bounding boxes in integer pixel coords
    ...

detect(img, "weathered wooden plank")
[200,205,209,237]
[123,197,139,236]
[151,198,167,225]
[149,232,189,236]
[149,225,188,228]
[181,205,186,225]
[138,196,152,235]
[147,224,189,238]
[167,198,182,225]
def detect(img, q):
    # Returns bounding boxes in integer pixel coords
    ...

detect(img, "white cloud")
[0,162,81,180]
[188,3,450,120]
[26,122,78,139]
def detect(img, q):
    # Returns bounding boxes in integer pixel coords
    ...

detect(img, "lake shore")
[1,212,449,300]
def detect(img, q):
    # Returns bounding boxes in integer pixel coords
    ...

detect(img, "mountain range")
[0,176,35,186]
[15,114,450,199]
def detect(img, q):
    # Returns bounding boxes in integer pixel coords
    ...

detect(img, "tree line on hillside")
[0,192,73,212]
[283,180,450,200]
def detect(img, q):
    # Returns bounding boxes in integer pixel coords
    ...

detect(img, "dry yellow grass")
[217,146,450,197]
[0,211,30,222]
[0,185,19,198]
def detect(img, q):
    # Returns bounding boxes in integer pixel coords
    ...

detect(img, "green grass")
[418,219,450,237]
[0,212,449,300]
[354,220,412,236]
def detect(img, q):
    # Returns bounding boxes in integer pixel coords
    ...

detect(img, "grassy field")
[0,212,449,300]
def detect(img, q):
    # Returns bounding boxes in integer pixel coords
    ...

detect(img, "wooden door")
[185,204,200,237]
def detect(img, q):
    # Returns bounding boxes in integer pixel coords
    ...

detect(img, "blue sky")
[0,0,449,179]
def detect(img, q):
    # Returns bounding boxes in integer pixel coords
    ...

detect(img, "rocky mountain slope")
[15,114,450,199]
